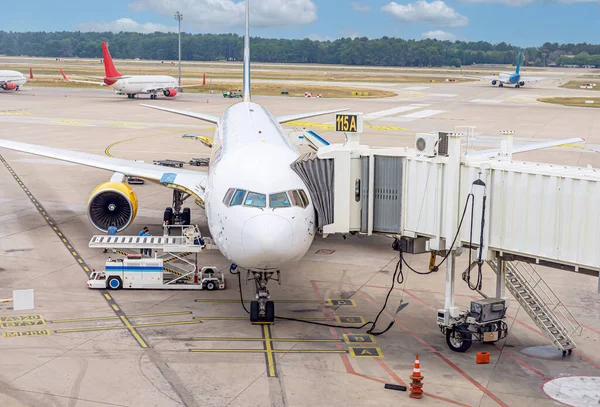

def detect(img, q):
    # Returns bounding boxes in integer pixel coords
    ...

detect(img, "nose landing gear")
[249,271,280,324]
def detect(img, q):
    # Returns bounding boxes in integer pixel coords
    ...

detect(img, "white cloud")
[458,0,598,5]
[422,30,457,41]
[308,34,334,41]
[76,18,176,33]
[128,0,317,29]
[382,1,468,28]
[352,2,372,12]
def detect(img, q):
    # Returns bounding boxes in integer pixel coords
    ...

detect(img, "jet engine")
[87,182,138,232]
[1,82,17,91]
[491,80,497,86]
[519,81,525,87]
[164,88,178,97]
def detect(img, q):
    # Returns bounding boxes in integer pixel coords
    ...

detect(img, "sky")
[3,0,598,47]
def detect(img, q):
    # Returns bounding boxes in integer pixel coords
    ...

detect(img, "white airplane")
[0,70,28,91]
[469,51,545,88]
[60,42,204,99]
[0,0,347,324]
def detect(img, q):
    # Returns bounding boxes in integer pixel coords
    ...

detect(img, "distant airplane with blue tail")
[470,51,545,88]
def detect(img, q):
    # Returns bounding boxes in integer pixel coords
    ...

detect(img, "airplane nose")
[242,214,295,267]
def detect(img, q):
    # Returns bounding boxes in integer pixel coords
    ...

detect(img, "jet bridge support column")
[442,133,463,319]
[496,258,506,299]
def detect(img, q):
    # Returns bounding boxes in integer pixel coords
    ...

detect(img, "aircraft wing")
[0,139,207,202]
[467,137,585,158]
[520,76,545,83]
[140,104,219,125]
[60,69,105,86]
[276,108,349,124]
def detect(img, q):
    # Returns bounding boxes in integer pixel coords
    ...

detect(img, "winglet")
[60,68,68,81]
[242,0,251,102]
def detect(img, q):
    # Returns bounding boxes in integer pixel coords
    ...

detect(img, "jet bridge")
[291,126,598,353]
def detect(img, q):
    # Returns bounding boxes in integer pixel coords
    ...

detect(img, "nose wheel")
[249,271,280,325]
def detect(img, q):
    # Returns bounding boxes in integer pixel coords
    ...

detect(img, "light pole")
[174,11,183,89]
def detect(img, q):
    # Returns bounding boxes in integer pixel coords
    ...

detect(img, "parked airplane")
[0,69,28,91]
[471,51,544,88]
[0,0,347,324]
[60,42,204,99]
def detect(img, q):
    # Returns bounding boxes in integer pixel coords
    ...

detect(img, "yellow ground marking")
[192,337,340,343]
[111,304,120,311]
[50,311,192,324]
[3,329,51,338]
[0,110,30,116]
[190,349,347,354]
[263,325,277,377]
[55,320,200,334]
[348,347,384,358]
[103,294,111,300]
[194,299,323,304]
[51,120,86,125]
[104,131,187,158]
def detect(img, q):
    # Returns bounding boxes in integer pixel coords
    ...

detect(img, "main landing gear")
[150,94,158,100]
[127,93,137,98]
[249,271,280,324]
[163,190,192,226]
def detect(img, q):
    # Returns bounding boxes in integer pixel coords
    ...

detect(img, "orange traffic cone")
[409,354,424,399]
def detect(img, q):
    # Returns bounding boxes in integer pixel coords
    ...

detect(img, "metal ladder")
[488,259,583,352]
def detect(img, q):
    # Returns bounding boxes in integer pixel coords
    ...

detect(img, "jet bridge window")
[288,189,309,208]
[225,189,247,206]
[244,192,266,208]
[269,192,291,208]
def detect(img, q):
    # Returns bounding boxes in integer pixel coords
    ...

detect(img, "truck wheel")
[446,325,472,352]
[206,281,216,290]
[107,276,123,290]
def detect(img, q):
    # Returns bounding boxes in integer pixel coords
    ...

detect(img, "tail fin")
[515,51,523,74]
[29,68,33,79]
[102,42,123,79]
[242,0,251,102]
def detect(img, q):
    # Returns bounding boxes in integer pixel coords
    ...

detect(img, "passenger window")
[244,192,266,208]
[299,190,309,208]
[223,188,235,206]
[269,192,291,208]
[289,190,302,207]
[230,189,247,206]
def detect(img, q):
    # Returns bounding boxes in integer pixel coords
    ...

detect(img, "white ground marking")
[430,93,457,98]
[403,86,430,91]
[363,105,429,120]
[382,109,445,122]
[469,99,503,104]
[543,376,600,407]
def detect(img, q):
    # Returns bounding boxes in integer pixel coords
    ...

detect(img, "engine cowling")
[87,182,138,232]
[519,81,525,87]
[1,82,17,91]
[163,88,178,97]
[491,80,497,86]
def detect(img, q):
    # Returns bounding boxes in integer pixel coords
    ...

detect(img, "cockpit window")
[269,192,291,208]
[298,190,309,207]
[223,188,236,206]
[230,189,247,206]
[244,192,266,208]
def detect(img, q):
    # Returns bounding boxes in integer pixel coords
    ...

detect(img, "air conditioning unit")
[415,132,450,157]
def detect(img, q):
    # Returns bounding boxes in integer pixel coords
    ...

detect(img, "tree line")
[1,31,598,68]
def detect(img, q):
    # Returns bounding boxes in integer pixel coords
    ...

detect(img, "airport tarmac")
[1,79,599,407]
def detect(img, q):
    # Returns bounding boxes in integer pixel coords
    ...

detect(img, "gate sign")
[335,113,363,134]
